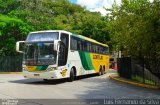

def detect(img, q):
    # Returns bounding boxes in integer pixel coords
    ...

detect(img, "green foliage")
[0,0,19,14]
[8,0,86,31]
[108,0,160,58]
[132,75,157,85]
[74,12,110,43]
[0,15,33,56]
[0,0,110,56]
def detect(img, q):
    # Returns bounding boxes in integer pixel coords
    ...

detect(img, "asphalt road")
[0,70,160,100]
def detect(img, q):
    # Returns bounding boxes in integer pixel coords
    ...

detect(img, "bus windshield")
[24,42,57,66]
[26,32,59,42]
[23,32,59,66]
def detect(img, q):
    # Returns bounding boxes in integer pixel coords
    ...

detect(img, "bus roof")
[29,30,108,47]
[72,34,108,47]
[29,30,72,35]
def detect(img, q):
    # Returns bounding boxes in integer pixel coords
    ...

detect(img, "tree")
[0,0,19,14]
[0,15,33,56]
[107,0,160,78]
[71,12,110,44]
[0,0,111,55]
[108,0,160,58]
[9,0,85,31]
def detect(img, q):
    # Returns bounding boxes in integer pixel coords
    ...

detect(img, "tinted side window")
[104,46,109,54]
[70,36,77,50]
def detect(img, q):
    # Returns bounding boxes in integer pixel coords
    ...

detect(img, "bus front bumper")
[23,71,60,79]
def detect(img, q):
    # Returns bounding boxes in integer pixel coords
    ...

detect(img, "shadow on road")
[75,76,160,99]
[9,74,99,85]
[76,74,99,80]
[9,78,67,85]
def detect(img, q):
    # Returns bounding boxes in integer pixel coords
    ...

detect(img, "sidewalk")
[0,72,21,74]
[108,70,160,89]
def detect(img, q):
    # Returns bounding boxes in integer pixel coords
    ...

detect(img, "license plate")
[34,74,40,76]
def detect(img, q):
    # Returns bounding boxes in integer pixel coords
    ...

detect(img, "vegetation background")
[0,0,159,60]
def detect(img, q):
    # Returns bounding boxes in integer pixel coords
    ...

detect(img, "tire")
[98,67,102,76]
[102,66,106,75]
[69,68,75,82]
[103,69,106,74]
[43,79,49,82]
[101,69,104,75]
[98,70,101,76]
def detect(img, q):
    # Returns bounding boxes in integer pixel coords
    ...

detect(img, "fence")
[0,56,23,72]
[117,57,160,86]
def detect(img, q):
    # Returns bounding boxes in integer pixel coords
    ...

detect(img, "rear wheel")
[98,66,102,76]
[101,70,104,75]
[103,69,106,74]
[102,66,106,75]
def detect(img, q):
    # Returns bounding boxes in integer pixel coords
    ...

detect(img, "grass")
[132,75,157,85]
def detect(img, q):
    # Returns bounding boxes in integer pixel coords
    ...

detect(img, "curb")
[109,74,159,89]
[0,72,22,74]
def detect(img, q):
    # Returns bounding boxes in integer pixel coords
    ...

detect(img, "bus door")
[58,33,69,66]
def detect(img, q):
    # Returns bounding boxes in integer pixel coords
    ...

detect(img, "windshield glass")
[26,32,59,42]
[24,42,57,66]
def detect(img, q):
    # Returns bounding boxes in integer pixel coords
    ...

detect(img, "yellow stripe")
[0,72,22,74]
[84,37,108,47]
[78,35,108,47]
[109,75,159,89]
[26,66,37,72]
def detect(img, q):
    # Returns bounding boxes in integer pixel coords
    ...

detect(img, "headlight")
[22,67,27,71]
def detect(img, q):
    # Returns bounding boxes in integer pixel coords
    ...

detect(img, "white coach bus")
[16,30,109,81]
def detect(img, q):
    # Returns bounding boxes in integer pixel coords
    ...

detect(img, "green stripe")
[36,66,48,71]
[78,51,94,70]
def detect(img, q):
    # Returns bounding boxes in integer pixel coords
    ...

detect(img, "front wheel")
[69,68,75,82]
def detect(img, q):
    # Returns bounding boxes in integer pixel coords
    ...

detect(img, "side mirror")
[54,40,60,51]
[16,41,25,53]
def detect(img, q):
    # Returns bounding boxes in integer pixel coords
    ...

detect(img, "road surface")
[0,71,160,100]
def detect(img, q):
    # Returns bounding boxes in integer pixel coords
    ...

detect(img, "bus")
[16,30,109,81]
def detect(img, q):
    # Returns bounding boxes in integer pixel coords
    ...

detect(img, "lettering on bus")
[93,55,103,60]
